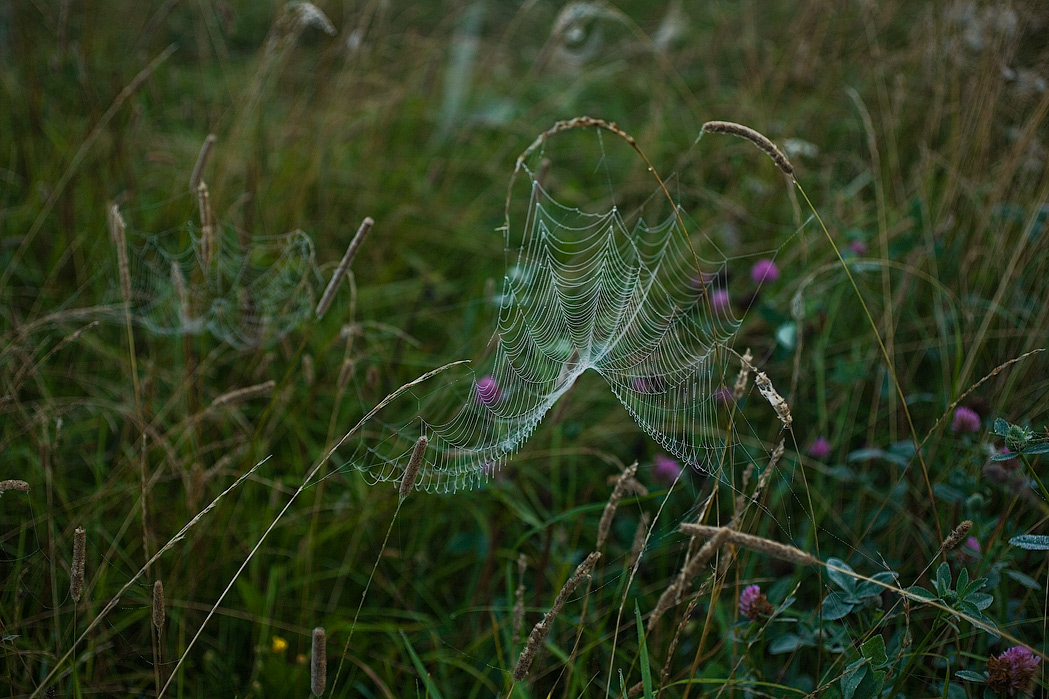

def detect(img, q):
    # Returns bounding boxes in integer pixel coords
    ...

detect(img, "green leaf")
[1022,442,1049,455]
[906,585,939,602]
[841,659,868,699]
[860,635,888,668]
[991,451,1018,461]
[993,418,1011,438]
[399,630,446,699]
[1009,534,1049,550]
[822,591,856,620]
[634,602,654,699]
[965,592,994,611]
[956,567,969,595]
[856,570,899,599]
[826,558,858,594]
[769,633,808,654]
[1004,569,1042,590]
[957,574,987,599]
[934,562,952,598]
[956,670,987,683]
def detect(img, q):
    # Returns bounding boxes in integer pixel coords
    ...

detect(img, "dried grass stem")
[702,120,795,176]
[679,524,817,566]
[513,552,600,682]
[316,217,374,319]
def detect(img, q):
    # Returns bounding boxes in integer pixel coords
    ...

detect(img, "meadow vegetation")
[1,1,1048,697]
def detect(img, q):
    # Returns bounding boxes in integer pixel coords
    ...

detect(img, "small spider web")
[124,216,321,351]
[349,123,756,494]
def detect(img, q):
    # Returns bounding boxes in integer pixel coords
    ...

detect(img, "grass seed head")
[152,580,165,630]
[310,626,326,696]
[399,435,427,501]
[71,527,86,603]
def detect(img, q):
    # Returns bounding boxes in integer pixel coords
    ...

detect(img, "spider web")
[126,218,321,350]
[350,126,753,494]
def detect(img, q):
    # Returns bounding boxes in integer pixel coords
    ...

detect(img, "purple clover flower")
[952,406,981,433]
[750,259,780,284]
[475,375,502,406]
[739,584,774,620]
[710,289,731,314]
[651,454,682,486]
[987,645,1040,696]
[848,240,869,255]
[808,436,832,460]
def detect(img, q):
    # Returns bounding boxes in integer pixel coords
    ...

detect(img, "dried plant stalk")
[399,436,427,501]
[197,182,215,268]
[679,524,817,566]
[628,512,651,569]
[648,527,730,630]
[512,554,527,647]
[513,552,601,682]
[70,527,86,602]
[189,134,216,190]
[152,580,165,630]
[733,348,754,400]
[316,217,374,318]
[311,626,326,696]
[753,369,793,429]
[0,479,30,494]
[210,380,276,408]
[596,461,638,550]
[752,438,786,502]
[702,120,795,176]
[108,204,131,303]
[942,520,974,551]
[171,260,190,323]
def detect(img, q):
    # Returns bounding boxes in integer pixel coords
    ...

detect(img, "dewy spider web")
[127,217,321,350]
[353,121,750,494]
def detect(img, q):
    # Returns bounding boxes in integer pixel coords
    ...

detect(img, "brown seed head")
[399,435,427,501]
[71,527,86,602]
[310,626,326,696]
[702,121,795,176]
[942,520,974,551]
[152,580,165,630]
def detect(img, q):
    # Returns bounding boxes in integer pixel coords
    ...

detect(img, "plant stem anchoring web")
[127,220,321,351]
[355,122,747,494]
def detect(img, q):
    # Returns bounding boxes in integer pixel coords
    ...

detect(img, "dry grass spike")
[753,369,793,429]
[108,203,131,303]
[197,181,215,268]
[942,520,974,551]
[702,120,795,176]
[733,348,754,400]
[513,551,600,682]
[316,217,374,319]
[596,461,638,550]
[399,435,427,501]
[189,134,216,190]
[210,380,276,409]
[152,580,165,630]
[0,479,30,495]
[71,527,86,602]
[648,526,730,631]
[512,553,527,647]
[311,626,326,696]
[679,524,817,566]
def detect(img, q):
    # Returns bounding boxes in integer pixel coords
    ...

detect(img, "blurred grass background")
[2,1,1048,697]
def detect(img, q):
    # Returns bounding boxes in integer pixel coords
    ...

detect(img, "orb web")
[350,126,751,494]
[125,219,321,350]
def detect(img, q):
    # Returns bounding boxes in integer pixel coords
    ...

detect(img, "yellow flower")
[270,635,288,654]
